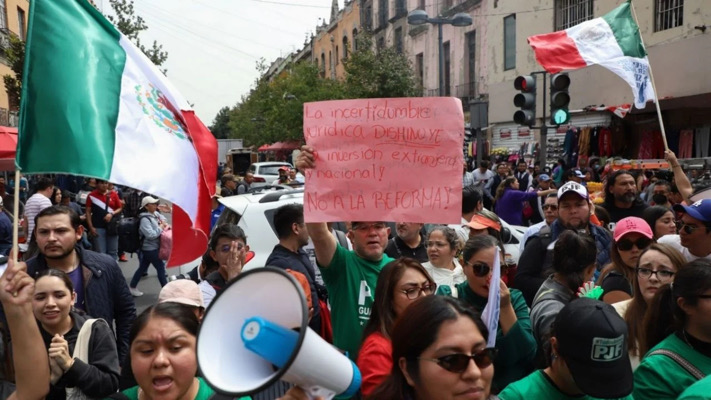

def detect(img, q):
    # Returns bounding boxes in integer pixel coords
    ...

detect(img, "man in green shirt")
[296,147,394,361]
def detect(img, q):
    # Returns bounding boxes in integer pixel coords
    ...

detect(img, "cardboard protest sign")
[303,97,463,223]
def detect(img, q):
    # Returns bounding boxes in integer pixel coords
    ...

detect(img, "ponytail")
[640,284,676,355]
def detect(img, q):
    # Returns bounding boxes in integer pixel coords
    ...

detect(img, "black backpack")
[117,215,149,254]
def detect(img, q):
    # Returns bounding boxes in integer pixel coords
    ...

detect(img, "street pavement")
[118,253,164,314]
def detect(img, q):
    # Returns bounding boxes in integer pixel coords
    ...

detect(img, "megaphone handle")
[302,385,335,400]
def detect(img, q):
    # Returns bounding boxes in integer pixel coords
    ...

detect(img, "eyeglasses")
[542,204,558,211]
[636,267,675,280]
[617,238,653,251]
[352,223,387,232]
[464,261,491,277]
[400,284,437,299]
[218,242,245,253]
[426,241,449,249]
[418,348,498,373]
[677,222,703,235]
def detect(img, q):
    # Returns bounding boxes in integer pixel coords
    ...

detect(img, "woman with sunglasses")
[597,217,654,305]
[530,230,597,346]
[634,260,711,399]
[438,235,536,393]
[367,295,497,400]
[357,258,437,396]
[500,298,634,400]
[612,243,686,370]
[423,226,465,296]
[642,205,678,240]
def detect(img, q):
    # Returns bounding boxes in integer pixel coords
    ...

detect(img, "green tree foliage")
[1,35,25,111]
[209,106,232,139]
[225,36,419,145]
[343,34,420,98]
[107,0,168,69]
[229,62,346,146]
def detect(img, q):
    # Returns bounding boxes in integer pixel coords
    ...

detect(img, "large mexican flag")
[527,1,655,109]
[17,0,217,266]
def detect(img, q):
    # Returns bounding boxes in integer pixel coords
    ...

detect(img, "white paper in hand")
[480,254,500,348]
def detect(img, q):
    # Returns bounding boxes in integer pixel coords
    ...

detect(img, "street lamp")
[407,10,473,96]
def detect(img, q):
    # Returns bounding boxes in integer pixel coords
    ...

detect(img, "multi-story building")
[485,0,711,164]
[0,0,29,127]
[312,0,361,79]
[362,0,483,103]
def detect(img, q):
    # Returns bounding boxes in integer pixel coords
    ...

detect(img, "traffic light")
[550,73,571,125]
[513,75,536,126]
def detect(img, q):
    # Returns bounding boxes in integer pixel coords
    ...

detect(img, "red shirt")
[86,189,122,228]
[356,331,392,396]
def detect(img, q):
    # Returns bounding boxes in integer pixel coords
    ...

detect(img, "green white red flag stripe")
[527,1,655,109]
[17,0,217,266]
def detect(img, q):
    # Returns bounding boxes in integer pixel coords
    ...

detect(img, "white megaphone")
[197,267,361,399]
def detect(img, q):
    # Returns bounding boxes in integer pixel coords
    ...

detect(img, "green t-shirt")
[499,370,633,400]
[439,282,537,393]
[320,244,392,360]
[634,333,711,400]
[678,375,711,400]
[117,377,251,400]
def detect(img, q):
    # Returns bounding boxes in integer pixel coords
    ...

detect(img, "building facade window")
[503,14,516,71]
[415,52,424,89]
[395,0,406,16]
[17,7,24,40]
[352,28,358,50]
[365,5,373,31]
[656,0,683,31]
[395,27,403,54]
[335,46,339,64]
[377,37,385,50]
[379,0,388,28]
[466,30,476,93]
[320,53,326,77]
[443,41,451,96]
[417,0,425,10]
[554,0,594,31]
[343,36,349,59]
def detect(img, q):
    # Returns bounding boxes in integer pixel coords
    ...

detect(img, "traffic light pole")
[539,72,548,169]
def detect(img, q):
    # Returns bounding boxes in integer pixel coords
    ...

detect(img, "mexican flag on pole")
[527,0,655,109]
[17,0,217,266]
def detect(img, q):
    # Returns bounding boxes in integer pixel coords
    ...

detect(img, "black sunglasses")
[465,261,491,277]
[617,237,653,251]
[418,348,497,373]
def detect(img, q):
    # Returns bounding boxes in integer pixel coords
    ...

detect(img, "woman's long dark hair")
[641,259,711,355]
[642,205,675,239]
[551,230,597,292]
[129,303,199,348]
[367,296,488,400]
[625,244,685,355]
[361,258,436,341]
[494,177,517,205]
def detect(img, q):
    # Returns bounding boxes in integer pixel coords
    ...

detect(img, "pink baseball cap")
[613,217,653,242]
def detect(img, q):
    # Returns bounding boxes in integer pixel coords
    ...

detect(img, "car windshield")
[213,207,242,235]
[260,165,289,175]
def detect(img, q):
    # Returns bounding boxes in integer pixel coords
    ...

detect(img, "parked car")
[247,162,293,187]
[194,189,527,274]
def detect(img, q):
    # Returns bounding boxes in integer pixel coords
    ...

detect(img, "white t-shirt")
[472,169,494,188]
[658,234,711,263]
[423,259,466,296]
[24,193,52,242]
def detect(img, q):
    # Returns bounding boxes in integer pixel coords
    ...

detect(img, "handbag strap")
[648,348,706,380]
[66,318,100,400]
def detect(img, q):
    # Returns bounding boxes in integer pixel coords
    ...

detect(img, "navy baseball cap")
[555,298,633,398]
[673,199,711,224]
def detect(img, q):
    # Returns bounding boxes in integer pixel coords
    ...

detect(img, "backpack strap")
[334,229,349,249]
[648,349,706,380]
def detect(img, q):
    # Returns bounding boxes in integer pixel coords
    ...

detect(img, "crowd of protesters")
[0,145,709,399]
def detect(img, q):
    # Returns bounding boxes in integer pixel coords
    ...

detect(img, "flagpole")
[11,169,20,265]
[629,0,669,151]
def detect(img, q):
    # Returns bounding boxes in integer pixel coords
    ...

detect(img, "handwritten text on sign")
[303,98,463,223]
